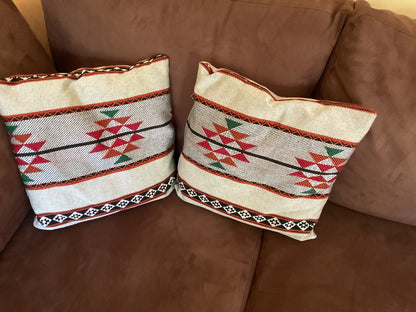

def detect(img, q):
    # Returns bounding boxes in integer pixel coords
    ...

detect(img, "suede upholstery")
[246,202,416,312]
[316,0,416,225]
[0,0,415,311]
[0,0,55,252]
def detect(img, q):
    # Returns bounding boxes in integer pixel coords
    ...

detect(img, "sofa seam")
[231,0,353,15]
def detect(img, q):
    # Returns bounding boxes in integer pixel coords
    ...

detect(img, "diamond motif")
[178,182,186,191]
[39,216,52,226]
[297,220,310,231]
[101,203,115,212]
[168,177,177,185]
[253,215,266,223]
[198,194,209,203]
[116,200,129,208]
[131,195,144,203]
[210,200,222,209]
[157,184,168,192]
[238,210,252,219]
[223,205,236,214]
[186,189,197,197]
[69,212,83,220]
[53,214,67,223]
[84,208,99,217]
[267,218,281,227]
[145,189,157,198]
[283,221,296,229]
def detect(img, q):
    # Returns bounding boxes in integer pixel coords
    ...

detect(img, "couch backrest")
[316,0,416,225]
[0,0,55,252]
[41,0,354,151]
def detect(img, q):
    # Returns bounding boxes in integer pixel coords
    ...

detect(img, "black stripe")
[16,120,172,157]
[187,122,338,176]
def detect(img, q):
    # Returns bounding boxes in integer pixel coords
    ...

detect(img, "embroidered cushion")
[176,62,376,241]
[0,54,176,230]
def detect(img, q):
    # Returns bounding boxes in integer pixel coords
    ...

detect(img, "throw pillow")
[176,62,376,241]
[0,54,176,230]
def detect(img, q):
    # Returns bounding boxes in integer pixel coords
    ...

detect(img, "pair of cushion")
[0,54,376,241]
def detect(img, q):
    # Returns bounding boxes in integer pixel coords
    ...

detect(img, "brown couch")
[0,0,415,311]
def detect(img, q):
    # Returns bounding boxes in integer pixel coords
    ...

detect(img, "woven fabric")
[176,62,376,241]
[0,54,176,230]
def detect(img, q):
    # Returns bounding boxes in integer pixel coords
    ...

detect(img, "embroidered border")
[199,61,375,114]
[1,54,168,85]
[36,174,176,228]
[193,94,358,148]
[25,145,175,190]
[181,153,329,199]
[177,176,316,234]
[3,89,170,122]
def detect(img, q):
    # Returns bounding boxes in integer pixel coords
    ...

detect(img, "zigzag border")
[24,145,174,190]
[199,61,375,114]
[177,176,317,235]
[3,89,170,122]
[36,173,176,228]
[1,54,168,85]
[193,94,358,148]
[181,153,329,199]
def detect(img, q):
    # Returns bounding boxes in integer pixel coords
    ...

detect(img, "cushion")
[0,0,55,251]
[0,54,175,230]
[176,62,376,241]
[315,0,416,225]
[41,0,354,151]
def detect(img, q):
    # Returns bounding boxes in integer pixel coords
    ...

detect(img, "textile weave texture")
[176,62,376,241]
[0,54,176,229]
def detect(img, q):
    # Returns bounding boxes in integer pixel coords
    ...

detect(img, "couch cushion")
[176,61,376,241]
[315,0,416,225]
[0,0,55,252]
[41,0,354,151]
[0,193,262,311]
[245,201,416,311]
[0,54,176,230]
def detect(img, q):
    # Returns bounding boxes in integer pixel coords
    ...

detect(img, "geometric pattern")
[194,94,360,148]
[180,153,329,199]
[197,118,256,170]
[177,177,316,234]
[7,124,49,183]
[87,109,144,165]
[37,175,176,228]
[290,146,348,195]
